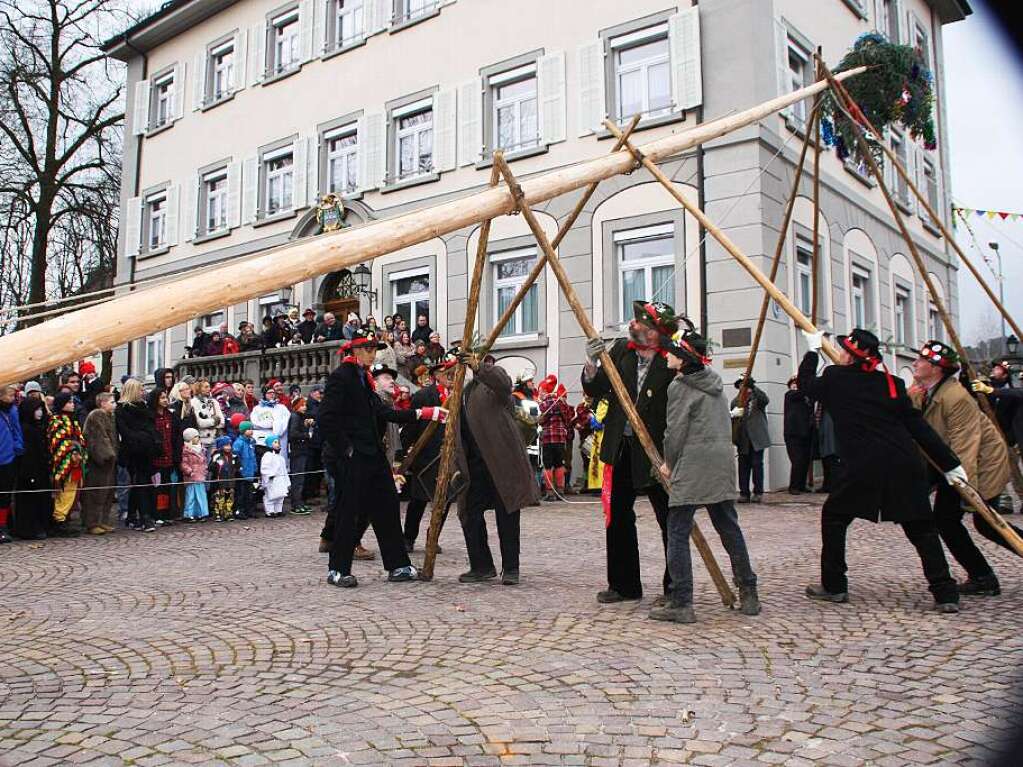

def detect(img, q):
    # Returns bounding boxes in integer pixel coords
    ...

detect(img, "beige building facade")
[104,0,970,488]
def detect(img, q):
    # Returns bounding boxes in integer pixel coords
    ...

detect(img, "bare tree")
[0,0,128,328]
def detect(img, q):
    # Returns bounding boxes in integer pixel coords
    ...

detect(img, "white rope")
[4,468,327,495]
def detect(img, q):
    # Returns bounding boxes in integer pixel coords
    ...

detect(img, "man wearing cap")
[297,308,319,344]
[799,328,965,612]
[911,341,1021,596]
[23,381,44,401]
[730,374,770,503]
[582,300,676,604]
[318,329,449,587]
[401,352,460,552]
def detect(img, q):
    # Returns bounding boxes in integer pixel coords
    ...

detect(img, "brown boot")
[86,526,107,536]
[354,544,376,560]
[318,537,330,553]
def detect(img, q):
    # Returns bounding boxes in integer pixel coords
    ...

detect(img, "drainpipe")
[123,32,147,373]
[693,0,708,335]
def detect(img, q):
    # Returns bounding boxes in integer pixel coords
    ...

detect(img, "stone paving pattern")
[1,494,1021,766]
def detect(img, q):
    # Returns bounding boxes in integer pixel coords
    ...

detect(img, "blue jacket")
[0,402,24,466]
[233,434,257,478]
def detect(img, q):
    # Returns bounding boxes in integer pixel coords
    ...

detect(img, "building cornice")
[102,0,238,60]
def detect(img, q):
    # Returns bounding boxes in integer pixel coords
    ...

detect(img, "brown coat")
[83,408,118,469]
[914,376,1009,500]
[460,364,540,514]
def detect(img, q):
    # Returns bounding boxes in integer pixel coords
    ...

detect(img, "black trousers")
[820,456,839,493]
[606,442,670,599]
[934,483,1023,579]
[785,437,812,491]
[234,478,254,517]
[737,449,764,496]
[329,452,411,575]
[820,504,958,603]
[303,448,322,500]
[461,499,520,573]
[403,498,450,547]
[127,465,155,526]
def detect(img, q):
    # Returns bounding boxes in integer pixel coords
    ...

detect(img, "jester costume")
[47,411,87,529]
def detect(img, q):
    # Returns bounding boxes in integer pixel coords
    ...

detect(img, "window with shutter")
[433,88,457,173]
[668,8,702,112]
[537,51,566,146]
[132,80,150,135]
[576,41,605,136]
[458,78,483,166]
[124,196,142,257]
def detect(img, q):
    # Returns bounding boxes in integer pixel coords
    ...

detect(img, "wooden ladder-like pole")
[493,153,737,608]
[419,163,501,580]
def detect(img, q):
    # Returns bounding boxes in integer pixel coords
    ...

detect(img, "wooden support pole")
[482,115,642,352]
[397,422,438,476]
[733,102,822,407]
[493,153,738,608]
[811,51,824,326]
[820,64,1023,558]
[0,68,865,387]
[419,164,502,580]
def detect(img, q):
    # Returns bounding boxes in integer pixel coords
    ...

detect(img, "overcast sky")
[943,0,1023,345]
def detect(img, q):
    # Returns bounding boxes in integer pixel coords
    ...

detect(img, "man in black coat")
[798,328,966,612]
[783,376,814,493]
[317,329,449,587]
[581,300,677,604]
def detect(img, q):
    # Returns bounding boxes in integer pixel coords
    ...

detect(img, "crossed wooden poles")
[416,64,1023,590]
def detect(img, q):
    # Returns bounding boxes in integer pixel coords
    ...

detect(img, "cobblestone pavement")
[2,494,1021,766]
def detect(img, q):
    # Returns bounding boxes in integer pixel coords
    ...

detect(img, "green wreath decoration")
[821,33,937,165]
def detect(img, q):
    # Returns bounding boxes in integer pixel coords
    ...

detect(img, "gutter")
[123,32,148,373]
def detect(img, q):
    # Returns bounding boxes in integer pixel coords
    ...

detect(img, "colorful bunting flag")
[953,204,1023,223]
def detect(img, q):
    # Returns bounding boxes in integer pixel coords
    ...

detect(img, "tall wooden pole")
[482,115,642,351]
[0,69,865,387]
[819,64,1023,557]
[493,154,737,607]
[419,164,502,580]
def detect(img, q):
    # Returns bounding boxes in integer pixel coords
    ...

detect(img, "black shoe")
[738,584,761,616]
[649,604,696,623]
[501,570,519,585]
[459,569,497,583]
[596,589,642,604]
[751,493,762,503]
[959,575,1000,596]
[805,584,849,603]
[388,565,419,582]
[934,601,960,614]
[327,571,358,588]
[738,495,751,504]
[0,528,11,544]
[788,488,803,495]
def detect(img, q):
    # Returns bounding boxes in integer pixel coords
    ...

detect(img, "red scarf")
[841,339,897,399]
[627,340,656,353]
[437,383,449,406]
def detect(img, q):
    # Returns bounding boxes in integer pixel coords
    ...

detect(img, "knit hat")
[918,340,960,371]
[53,391,74,413]
[78,360,96,376]
[370,363,398,379]
[183,427,199,442]
[537,374,558,395]
[215,436,232,450]
[211,382,233,397]
[265,434,280,448]
[23,381,42,395]
[309,384,324,395]
[733,373,755,389]
[347,312,359,323]
[238,420,253,433]
[632,300,680,335]
[229,412,247,430]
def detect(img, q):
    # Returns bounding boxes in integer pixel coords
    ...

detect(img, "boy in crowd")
[233,421,257,519]
[208,436,240,522]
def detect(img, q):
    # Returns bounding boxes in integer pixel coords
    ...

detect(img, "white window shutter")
[457,78,482,166]
[357,113,386,190]
[669,7,702,111]
[184,174,199,241]
[249,23,267,85]
[312,0,326,55]
[192,52,206,111]
[538,50,566,145]
[173,63,186,121]
[903,144,916,213]
[293,136,309,210]
[774,19,792,118]
[124,196,142,256]
[227,161,242,228]
[369,0,391,33]
[575,41,605,137]
[242,156,260,223]
[893,0,904,43]
[164,185,180,247]
[233,30,247,92]
[300,0,314,61]
[132,80,150,135]
[433,88,457,173]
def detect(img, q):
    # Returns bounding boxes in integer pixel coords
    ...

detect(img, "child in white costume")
[260,435,291,517]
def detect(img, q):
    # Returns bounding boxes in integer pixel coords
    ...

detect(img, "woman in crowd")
[250,384,290,462]
[216,382,249,425]
[287,397,312,515]
[237,322,261,352]
[376,332,399,372]
[394,331,414,379]
[117,380,160,532]
[169,381,200,434]
[192,378,225,455]
[0,385,23,543]
[148,387,182,525]
[12,395,51,540]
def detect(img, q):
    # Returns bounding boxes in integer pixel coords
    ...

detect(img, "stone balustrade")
[174,341,345,387]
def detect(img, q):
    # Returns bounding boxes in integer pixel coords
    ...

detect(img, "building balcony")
[174,341,346,387]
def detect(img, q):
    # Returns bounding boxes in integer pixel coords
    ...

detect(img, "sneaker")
[501,570,519,586]
[751,494,762,503]
[596,589,642,604]
[327,571,358,588]
[738,584,762,616]
[0,528,12,544]
[649,604,697,623]
[934,601,960,614]
[959,575,1001,597]
[143,523,157,533]
[804,584,848,603]
[388,565,419,582]
[353,545,376,561]
[459,569,498,583]
[738,495,751,504]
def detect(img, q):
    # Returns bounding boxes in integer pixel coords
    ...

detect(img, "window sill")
[843,161,876,188]
[193,228,232,245]
[596,110,686,140]
[894,197,914,216]
[921,218,943,238]
[200,92,236,112]
[261,65,303,87]
[139,245,171,260]
[322,37,367,62]
[253,209,298,228]
[380,172,440,194]
[145,120,176,139]
[475,143,549,169]
[389,7,441,34]
[783,113,809,139]
[840,0,868,20]
[490,333,549,351]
